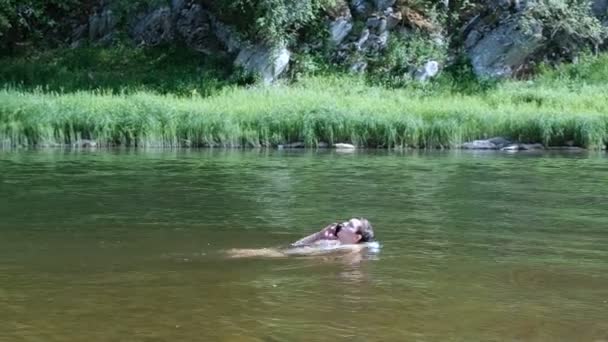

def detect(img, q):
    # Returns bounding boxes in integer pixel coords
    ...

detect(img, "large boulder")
[351,0,370,15]
[591,0,608,18]
[465,17,544,78]
[208,13,243,53]
[461,137,512,150]
[329,18,353,45]
[175,4,220,54]
[373,0,396,11]
[130,7,174,46]
[88,7,117,43]
[234,45,291,84]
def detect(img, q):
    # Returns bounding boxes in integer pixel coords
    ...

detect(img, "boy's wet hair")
[342,218,374,243]
[357,218,374,242]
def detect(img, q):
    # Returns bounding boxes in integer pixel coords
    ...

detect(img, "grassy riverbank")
[1,50,608,149]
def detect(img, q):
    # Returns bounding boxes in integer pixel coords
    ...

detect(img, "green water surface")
[0,149,607,341]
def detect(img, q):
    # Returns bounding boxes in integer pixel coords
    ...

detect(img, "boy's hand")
[322,223,339,239]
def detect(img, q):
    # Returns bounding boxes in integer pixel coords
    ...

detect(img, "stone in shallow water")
[461,137,511,150]
[547,146,586,151]
[278,142,305,149]
[335,143,356,149]
[520,143,544,150]
[501,143,546,151]
[72,139,97,148]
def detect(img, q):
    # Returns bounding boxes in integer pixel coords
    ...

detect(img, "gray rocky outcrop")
[88,6,117,44]
[174,3,219,54]
[592,0,608,18]
[465,16,544,78]
[130,7,174,46]
[329,17,354,45]
[373,0,396,11]
[234,45,291,84]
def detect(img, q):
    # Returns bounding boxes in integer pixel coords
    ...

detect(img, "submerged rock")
[501,143,545,151]
[279,142,305,149]
[547,146,586,151]
[72,139,97,148]
[335,143,356,149]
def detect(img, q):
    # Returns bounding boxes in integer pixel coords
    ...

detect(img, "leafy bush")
[211,0,337,47]
[368,32,448,87]
[522,0,607,58]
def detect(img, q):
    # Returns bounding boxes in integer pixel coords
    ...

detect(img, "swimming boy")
[226,218,376,258]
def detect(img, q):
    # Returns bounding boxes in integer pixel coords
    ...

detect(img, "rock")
[462,140,499,150]
[500,144,520,151]
[466,17,544,78]
[488,137,511,148]
[234,44,291,84]
[351,0,369,14]
[520,143,544,150]
[175,4,219,53]
[461,137,511,150]
[335,143,356,149]
[208,14,243,53]
[349,60,368,73]
[362,31,389,51]
[72,139,97,148]
[171,0,187,11]
[88,8,117,42]
[355,28,370,50]
[317,142,329,148]
[366,16,387,34]
[376,31,389,49]
[71,24,88,44]
[414,60,440,82]
[592,0,608,18]
[329,17,353,45]
[547,146,586,151]
[280,142,305,148]
[131,7,174,46]
[37,142,64,148]
[386,11,402,29]
[374,0,396,11]
[500,143,545,151]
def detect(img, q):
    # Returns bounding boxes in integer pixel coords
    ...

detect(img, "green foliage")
[535,52,608,84]
[0,0,83,50]
[368,33,448,87]
[0,46,237,96]
[522,0,607,53]
[214,0,337,47]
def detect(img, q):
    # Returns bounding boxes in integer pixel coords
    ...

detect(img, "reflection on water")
[0,149,607,341]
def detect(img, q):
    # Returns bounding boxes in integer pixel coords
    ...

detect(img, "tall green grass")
[2,75,608,149]
[2,49,608,149]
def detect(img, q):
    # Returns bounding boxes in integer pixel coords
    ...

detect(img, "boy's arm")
[290,223,338,247]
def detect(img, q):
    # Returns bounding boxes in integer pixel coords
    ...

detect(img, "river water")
[1,149,607,341]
